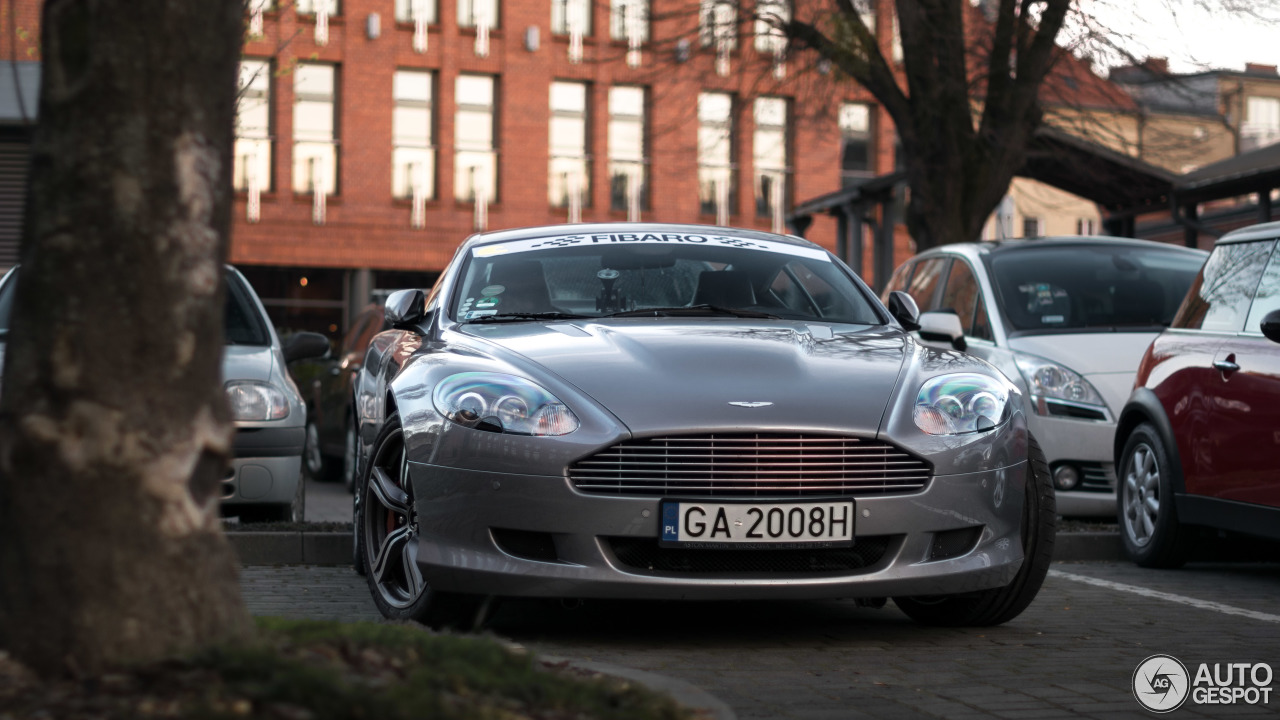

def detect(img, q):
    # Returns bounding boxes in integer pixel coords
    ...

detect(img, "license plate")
[659,500,854,549]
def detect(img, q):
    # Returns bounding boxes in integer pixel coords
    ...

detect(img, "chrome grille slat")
[569,433,933,498]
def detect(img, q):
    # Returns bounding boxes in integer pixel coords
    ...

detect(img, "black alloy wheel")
[360,413,484,628]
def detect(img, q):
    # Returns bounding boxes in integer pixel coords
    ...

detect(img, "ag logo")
[1133,654,1190,713]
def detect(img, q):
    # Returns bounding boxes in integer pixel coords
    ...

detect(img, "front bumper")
[222,426,305,507]
[406,461,1028,601]
[1026,413,1117,517]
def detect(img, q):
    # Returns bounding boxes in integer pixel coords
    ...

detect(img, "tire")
[1117,423,1193,568]
[359,413,485,629]
[342,418,359,493]
[303,419,326,480]
[894,434,1057,627]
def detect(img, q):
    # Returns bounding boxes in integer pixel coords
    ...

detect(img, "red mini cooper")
[1114,221,1280,567]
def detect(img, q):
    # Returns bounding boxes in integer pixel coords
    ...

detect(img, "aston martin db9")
[351,224,1055,628]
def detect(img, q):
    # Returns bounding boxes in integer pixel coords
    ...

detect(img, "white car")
[882,237,1206,516]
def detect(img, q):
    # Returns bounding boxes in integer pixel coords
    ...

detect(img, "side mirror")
[886,291,920,331]
[918,311,967,352]
[384,289,427,329]
[1261,309,1280,344]
[282,331,331,364]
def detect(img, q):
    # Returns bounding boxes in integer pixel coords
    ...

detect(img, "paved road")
[304,474,352,523]
[241,560,1280,719]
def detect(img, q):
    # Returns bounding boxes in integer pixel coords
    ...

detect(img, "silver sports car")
[352,223,1055,628]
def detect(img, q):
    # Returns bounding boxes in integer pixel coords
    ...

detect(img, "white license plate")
[659,500,854,548]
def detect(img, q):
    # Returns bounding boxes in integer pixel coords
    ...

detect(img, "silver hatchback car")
[0,265,328,522]
[882,237,1206,517]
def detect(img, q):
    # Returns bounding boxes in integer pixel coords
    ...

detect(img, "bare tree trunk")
[0,0,252,676]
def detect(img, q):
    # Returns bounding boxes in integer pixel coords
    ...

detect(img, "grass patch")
[0,618,690,720]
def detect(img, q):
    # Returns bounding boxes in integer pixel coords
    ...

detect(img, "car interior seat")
[693,270,757,308]
[1112,278,1165,326]
[486,259,554,314]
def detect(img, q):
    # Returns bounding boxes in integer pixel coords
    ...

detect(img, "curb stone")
[229,530,1124,566]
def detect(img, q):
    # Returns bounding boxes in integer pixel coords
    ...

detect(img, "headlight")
[226,381,290,421]
[433,372,579,436]
[914,373,1011,435]
[1013,352,1106,411]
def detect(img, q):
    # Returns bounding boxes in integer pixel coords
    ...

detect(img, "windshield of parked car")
[987,244,1206,333]
[0,268,272,345]
[451,231,884,325]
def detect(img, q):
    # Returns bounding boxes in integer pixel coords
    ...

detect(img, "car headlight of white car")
[913,373,1011,435]
[226,381,291,421]
[1013,352,1108,418]
[434,372,580,436]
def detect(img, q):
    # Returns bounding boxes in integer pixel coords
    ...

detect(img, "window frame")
[548,80,591,209]
[392,69,435,201]
[292,62,339,196]
[454,73,498,203]
[234,58,274,194]
[607,85,648,213]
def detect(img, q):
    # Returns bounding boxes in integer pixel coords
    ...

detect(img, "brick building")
[0,0,908,337]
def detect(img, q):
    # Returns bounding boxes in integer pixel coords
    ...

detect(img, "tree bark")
[787,0,1070,250]
[0,0,252,676]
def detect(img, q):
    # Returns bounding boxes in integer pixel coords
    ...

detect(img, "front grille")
[607,535,894,575]
[570,434,932,498]
[1078,462,1116,493]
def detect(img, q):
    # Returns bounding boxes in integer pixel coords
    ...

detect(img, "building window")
[754,0,788,54]
[839,102,873,187]
[610,0,648,41]
[235,60,272,193]
[753,97,788,222]
[608,86,647,214]
[395,0,437,23]
[549,82,589,209]
[296,0,339,14]
[1023,217,1043,238]
[1076,218,1096,235]
[392,70,434,200]
[1243,96,1280,151]
[698,92,735,219]
[699,0,736,49]
[455,74,496,202]
[552,0,591,35]
[293,63,337,195]
[458,0,497,27]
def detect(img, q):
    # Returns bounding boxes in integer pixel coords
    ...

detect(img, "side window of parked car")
[1172,240,1276,332]
[882,261,914,299]
[904,258,948,311]
[939,260,994,342]
[1243,239,1280,334]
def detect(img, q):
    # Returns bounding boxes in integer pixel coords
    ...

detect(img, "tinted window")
[453,234,882,325]
[226,273,272,346]
[1243,240,1280,334]
[939,260,993,341]
[905,257,948,311]
[1172,240,1275,332]
[990,244,1206,333]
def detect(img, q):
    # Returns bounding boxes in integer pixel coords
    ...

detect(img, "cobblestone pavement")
[241,561,1280,719]
[304,474,351,523]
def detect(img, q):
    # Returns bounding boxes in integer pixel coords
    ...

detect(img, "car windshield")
[987,243,1206,333]
[451,231,883,325]
[0,269,272,346]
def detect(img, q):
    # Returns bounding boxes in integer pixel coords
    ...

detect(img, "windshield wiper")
[463,312,591,324]
[606,304,781,319]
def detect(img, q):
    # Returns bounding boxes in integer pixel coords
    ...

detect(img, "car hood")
[1007,331,1158,412]
[457,320,911,436]
[223,344,276,384]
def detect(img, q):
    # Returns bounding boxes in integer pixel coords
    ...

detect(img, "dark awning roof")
[1176,142,1280,203]
[1019,126,1177,211]
[790,171,906,219]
